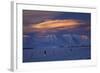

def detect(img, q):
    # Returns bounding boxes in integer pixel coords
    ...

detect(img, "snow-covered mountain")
[23,32,90,49]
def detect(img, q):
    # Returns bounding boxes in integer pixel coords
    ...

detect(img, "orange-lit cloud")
[32,19,84,30]
[23,19,85,33]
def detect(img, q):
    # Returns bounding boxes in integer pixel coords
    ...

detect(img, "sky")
[23,10,91,49]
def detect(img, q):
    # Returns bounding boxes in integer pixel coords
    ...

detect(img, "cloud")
[32,19,84,29]
[80,35,89,40]
[23,35,30,38]
[23,19,85,33]
[23,10,64,26]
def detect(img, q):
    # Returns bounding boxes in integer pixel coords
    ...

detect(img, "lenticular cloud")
[32,19,84,30]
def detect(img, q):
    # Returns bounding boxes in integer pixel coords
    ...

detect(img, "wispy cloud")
[23,10,64,26]
[23,19,85,33]
[32,19,84,29]
[23,35,30,38]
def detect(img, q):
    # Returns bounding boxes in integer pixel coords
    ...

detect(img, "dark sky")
[23,10,91,27]
[23,10,91,48]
